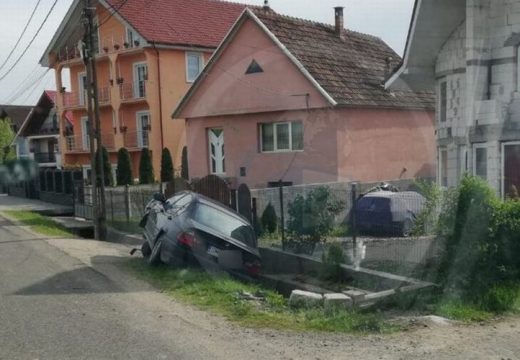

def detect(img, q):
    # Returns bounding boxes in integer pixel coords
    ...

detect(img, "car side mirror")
[153,192,166,203]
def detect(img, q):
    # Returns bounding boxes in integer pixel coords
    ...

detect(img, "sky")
[0,0,414,105]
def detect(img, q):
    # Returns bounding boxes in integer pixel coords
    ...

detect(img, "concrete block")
[289,290,323,309]
[342,290,366,304]
[324,293,353,312]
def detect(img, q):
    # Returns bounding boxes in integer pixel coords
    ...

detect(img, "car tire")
[147,238,162,266]
[141,241,152,258]
[401,219,413,237]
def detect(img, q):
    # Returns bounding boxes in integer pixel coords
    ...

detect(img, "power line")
[96,0,131,29]
[0,0,59,83]
[0,0,43,73]
[6,69,51,105]
[4,65,46,103]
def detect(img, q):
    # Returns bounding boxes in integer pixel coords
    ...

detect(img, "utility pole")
[82,0,107,240]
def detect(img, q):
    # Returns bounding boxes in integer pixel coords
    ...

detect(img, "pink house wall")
[185,108,435,189]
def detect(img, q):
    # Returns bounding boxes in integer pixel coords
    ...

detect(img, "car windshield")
[193,203,256,247]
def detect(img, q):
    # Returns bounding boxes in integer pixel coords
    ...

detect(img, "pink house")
[173,7,437,189]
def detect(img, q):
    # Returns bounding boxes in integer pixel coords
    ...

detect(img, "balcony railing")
[33,152,57,164]
[65,133,115,153]
[123,131,149,149]
[120,81,146,101]
[63,91,87,109]
[98,87,111,105]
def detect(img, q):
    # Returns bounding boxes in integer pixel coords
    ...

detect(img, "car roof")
[361,191,425,200]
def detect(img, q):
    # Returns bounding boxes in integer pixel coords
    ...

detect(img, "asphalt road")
[0,215,261,360]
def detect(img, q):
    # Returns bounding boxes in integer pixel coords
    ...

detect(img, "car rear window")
[357,197,391,211]
[193,203,256,247]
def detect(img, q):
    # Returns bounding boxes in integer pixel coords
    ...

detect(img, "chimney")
[334,6,345,39]
[263,0,270,11]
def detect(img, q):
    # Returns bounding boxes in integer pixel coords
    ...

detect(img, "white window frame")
[501,141,520,199]
[126,27,142,48]
[185,52,204,83]
[136,111,150,148]
[458,145,467,180]
[438,147,448,187]
[473,143,488,180]
[260,121,304,153]
[207,128,225,175]
[133,62,147,98]
[81,116,90,151]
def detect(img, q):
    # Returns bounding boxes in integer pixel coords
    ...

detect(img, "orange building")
[40,0,247,181]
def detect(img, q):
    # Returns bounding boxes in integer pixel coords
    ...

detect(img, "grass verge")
[108,219,142,234]
[125,258,398,334]
[2,210,73,237]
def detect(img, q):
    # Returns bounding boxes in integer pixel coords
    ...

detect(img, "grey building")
[387,0,520,197]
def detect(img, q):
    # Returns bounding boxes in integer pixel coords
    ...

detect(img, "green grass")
[125,259,398,334]
[3,210,73,237]
[435,300,493,322]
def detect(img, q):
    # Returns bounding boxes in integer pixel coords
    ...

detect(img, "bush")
[261,202,277,234]
[116,148,133,186]
[287,187,343,243]
[181,146,189,180]
[160,148,174,182]
[139,148,154,184]
[95,146,113,186]
[412,180,442,236]
[321,242,346,282]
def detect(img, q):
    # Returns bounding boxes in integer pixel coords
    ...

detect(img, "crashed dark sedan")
[139,191,261,276]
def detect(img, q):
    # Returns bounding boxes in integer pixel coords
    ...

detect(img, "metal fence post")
[351,182,358,253]
[110,190,114,222]
[279,180,285,244]
[124,184,130,223]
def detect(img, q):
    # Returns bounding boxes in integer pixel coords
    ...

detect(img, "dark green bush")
[95,146,113,186]
[287,187,343,243]
[139,148,154,184]
[160,148,174,182]
[321,242,346,282]
[478,283,520,313]
[412,180,442,236]
[116,148,133,186]
[181,146,189,180]
[261,202,277,234]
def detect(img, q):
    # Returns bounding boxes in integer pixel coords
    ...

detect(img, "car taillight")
[244,260,261,276]
[177,232,197,248]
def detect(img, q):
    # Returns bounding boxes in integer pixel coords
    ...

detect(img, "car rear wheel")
[401,219,413,237]
[141,241,152,258]
[147,238,162,266]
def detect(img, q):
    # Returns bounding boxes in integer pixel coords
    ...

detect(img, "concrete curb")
[106,227,143,247]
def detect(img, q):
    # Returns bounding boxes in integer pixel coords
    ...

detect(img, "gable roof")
[173,8,435,118]
[104,0,248,49]
[0,105,33,133]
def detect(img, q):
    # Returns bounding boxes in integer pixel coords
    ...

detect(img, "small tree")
[160,148,174,182]
[139,147,154,184]
[261,202,277,233]
[0,117,15,164]
[96,146,113,186]
[181,146,189,180]
[116,148,133,186]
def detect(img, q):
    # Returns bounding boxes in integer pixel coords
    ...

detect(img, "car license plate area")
[207,246,219,258]
[218,250,243,269]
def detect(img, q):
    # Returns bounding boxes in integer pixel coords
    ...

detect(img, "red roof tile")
[44,90,57,104]
[105,0,248,48]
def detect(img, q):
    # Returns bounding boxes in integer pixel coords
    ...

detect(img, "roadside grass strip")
[125,258,398,334]
[3,210,73,238]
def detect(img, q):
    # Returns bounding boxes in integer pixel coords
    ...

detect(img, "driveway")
[0,213,519,360]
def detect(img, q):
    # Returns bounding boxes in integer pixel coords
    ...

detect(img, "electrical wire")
[4,65,46,103]
[0,0,59,83]
[0,0,43,73]
[7,69,51,105]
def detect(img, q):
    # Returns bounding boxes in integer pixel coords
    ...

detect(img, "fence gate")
[237,183,252,223]
[191,175,230,207]
[73,181,93,220]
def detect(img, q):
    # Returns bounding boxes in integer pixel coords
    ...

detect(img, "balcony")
[120,81,146,103]
[123,131,149,149]
[33,152,57,164]
[63,87,111,110]
[65,133,115,153]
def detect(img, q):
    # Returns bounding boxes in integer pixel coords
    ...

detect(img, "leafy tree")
[261,202,277,233]
[139,147,154,184]
[95,146,113,186]
[160,148,174,182]
[181,146,189,180]
[116,148,133,186]
[0,117,15,164]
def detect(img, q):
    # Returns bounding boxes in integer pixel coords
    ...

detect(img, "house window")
[459,145,467,179]
[440,81,447,123]
[261,121,304,152]
[186,52,204,83]
[126,28,142,47]
[136,111,150,148]
[474,145,488,180]
[439,148,448,187]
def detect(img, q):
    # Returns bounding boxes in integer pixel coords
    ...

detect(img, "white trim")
[81,116,90,151]
[207,128,225,175]
[185,52,204,83]
[133,62,148,98]
[136,110,150,148]
[438,147,448,187]
[78,72,87,105]
[260,121,304,153]
[384,0,423,89]
[473,143,489,180]
[26,134,60,140]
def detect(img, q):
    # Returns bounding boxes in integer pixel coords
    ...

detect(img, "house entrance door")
[208,128,225,175]
[504,143,520,198]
